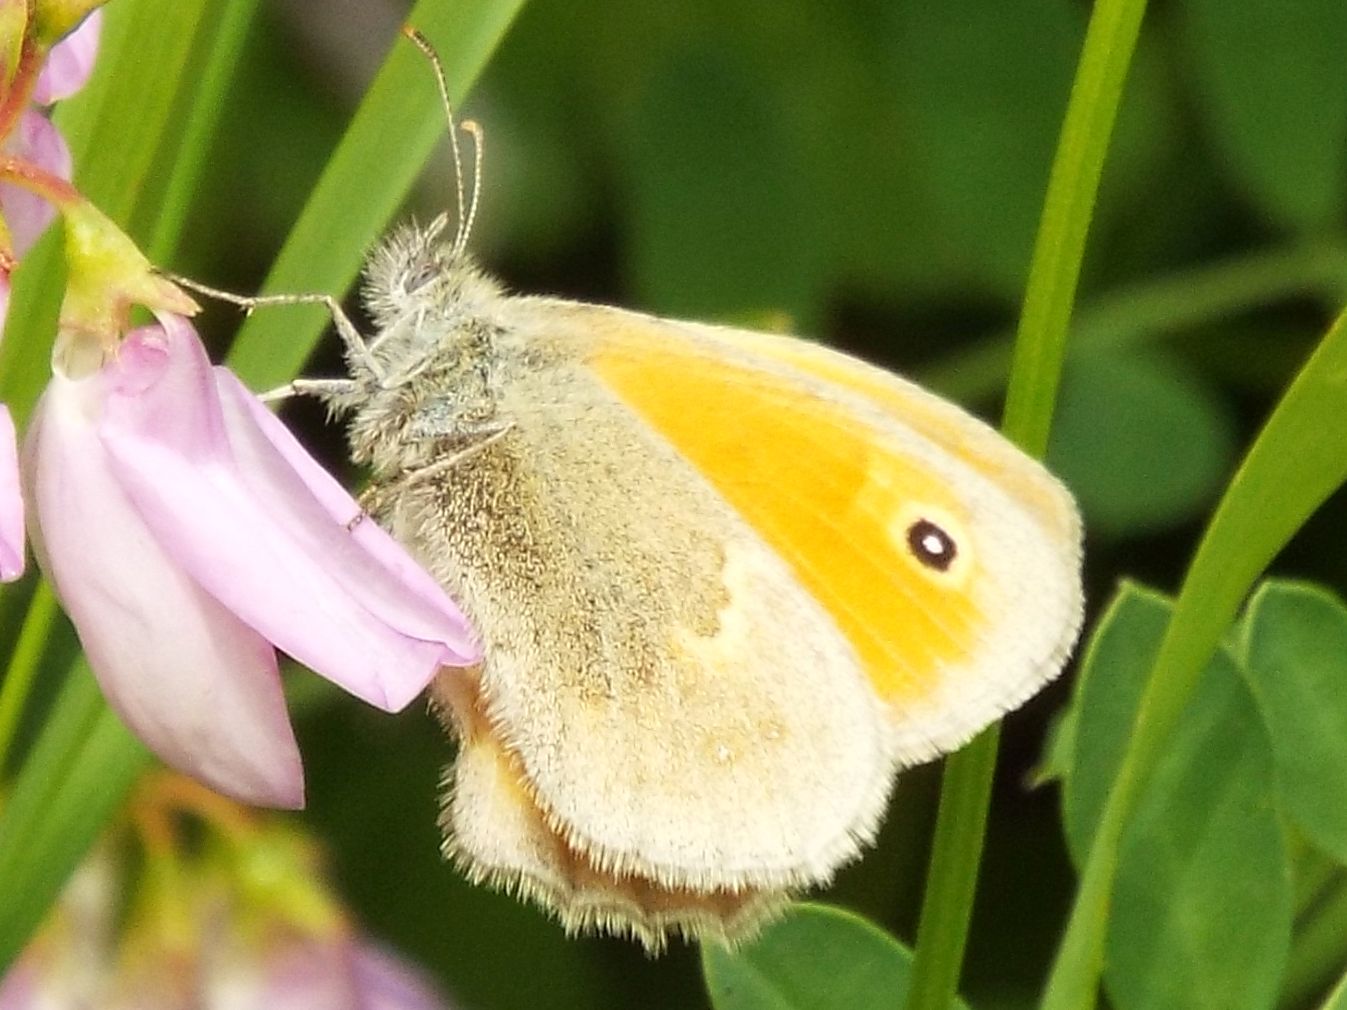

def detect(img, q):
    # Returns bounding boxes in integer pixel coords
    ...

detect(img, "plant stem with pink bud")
[0,153,77,211]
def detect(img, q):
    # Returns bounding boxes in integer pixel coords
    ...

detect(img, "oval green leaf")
[702,903,966,1010]
[1108,659,1290,1010]
[1048,352,1236,536]
[1062,582,1177,866]
[1241,580,1347,863]
[1061,584,1250,872]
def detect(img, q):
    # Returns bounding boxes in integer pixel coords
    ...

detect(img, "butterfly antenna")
[456,119,484,256]
[401,26,467,247]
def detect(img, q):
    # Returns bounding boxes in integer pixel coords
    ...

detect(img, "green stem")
[146,0,261,264]
[904,0,1147,1006]
[0,583,59,776]
[1317,969,1347,1010]
[1001,1,1149,452]
[904,728,999,1010]
[919,240,1347,404]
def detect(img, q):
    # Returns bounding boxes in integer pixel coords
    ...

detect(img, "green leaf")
[1062,583,1176,865]
[1108,642,1290,1010]
[1027,703,1076,789]
[1048,351,1236,536]
[702,904,966,1010]
[918,241,1347,407]
[1044,304,1347,1008]
[144,0,263,263]
[1181,0,1347,231]
[1242,581,1347,863]
[223,0,528,388]
[1058,584,1292,1009]
[1283,879,1347,1010]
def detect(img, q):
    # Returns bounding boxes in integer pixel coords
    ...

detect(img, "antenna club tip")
[400,24,430,48]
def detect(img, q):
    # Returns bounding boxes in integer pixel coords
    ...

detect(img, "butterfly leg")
[356,422,514,520]
[160,272,387,383]
[258,378,360,404]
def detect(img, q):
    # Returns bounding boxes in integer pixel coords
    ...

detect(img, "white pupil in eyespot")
[906,519,957,572]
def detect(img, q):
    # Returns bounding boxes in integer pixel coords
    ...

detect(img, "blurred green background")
[164,0,1347,1006]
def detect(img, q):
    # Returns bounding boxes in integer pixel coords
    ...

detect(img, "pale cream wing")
[536,299,1085,764]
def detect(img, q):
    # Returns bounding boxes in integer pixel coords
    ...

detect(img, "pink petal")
[214,370,480,664]
[0,957,37,1010]
[204,936,361,1010]
[0,404,24,580]
[0,111,69,255]
[32,9,102,105]
[97,314,477,713]
[25,369,304,808]
[352,944,451,1010]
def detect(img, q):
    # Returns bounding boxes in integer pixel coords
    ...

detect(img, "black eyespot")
[906,519,957,572]
[403,259,440,294]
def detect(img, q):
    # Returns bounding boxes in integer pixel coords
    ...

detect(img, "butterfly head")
[339,217,506,476]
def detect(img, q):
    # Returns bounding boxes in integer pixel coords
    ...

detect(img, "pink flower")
[25,313,478,807]
[0,820,454,1010]
[204,937,453,1010]
[352,944,451,1010]
[0,269,20,580]
[0,399,22,581]
[0,10,100,260]
[0,9,103,584]
[3,930,453,1010]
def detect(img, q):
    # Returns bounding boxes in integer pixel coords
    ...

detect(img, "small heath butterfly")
[291,31,1083,951]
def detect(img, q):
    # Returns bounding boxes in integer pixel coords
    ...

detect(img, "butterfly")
[285,29,1083,951]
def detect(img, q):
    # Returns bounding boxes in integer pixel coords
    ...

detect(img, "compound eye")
[403,259,440,294]
[905,518,958,573]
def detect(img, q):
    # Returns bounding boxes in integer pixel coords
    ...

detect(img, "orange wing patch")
[586,328,982,709]
[718,329,1076,543]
